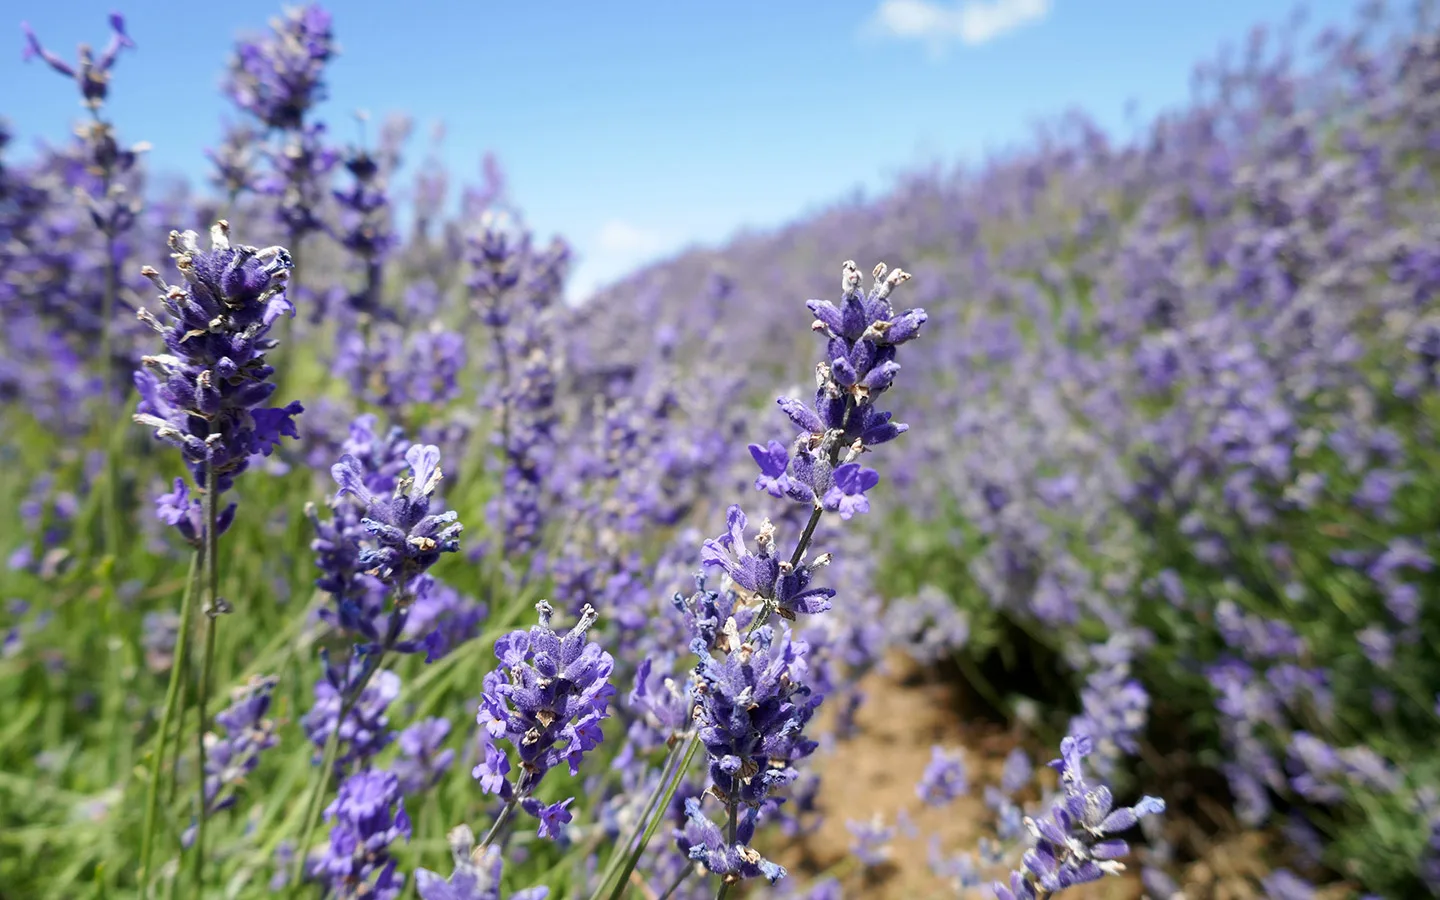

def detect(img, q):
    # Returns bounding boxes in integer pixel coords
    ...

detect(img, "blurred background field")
[3,1,1440,898]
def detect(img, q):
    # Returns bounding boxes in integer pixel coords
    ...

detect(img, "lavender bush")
[11,1,1440,899]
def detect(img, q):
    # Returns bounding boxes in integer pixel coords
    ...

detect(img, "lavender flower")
[301,660,400,775]
[992,735,1165,899]
[760,261,925,505]
[700,507,835,620]
[225,4,334,131]
[917,745,969,806]
[680,796,786,885]
[683,619,819,888]
[467,218,570,563]
[318,768,410,900]
[21,13,134,108]
[474,602,615,837]
[331,442,463,588]
[392,717,455,795]
[846,814,896,867]
[181,675,280,848]
[133,222,301,538]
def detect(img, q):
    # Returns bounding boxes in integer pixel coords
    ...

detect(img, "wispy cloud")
[595,219,668,257]
[569,219,674,303]
[868,0,1051,56]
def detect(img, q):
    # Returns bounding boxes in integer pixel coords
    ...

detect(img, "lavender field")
[2,1,1438,898]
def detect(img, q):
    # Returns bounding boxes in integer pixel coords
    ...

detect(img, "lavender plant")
[10,1,1440,897]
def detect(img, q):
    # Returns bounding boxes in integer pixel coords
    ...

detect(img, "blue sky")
[4,0,1357,300]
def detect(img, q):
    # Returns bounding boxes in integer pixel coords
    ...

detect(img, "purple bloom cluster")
[318,768,411,899]
[392,717,455,795]
[331,442,463,589]
[21,13,134,108]
[760,261,926,513]
[993,736,1165,900]
[302,660,399,774]
[466,217,571,564]
[182,675,280,848]
[474,601,615,838]
[133,222,302,537]
[225,4,334,132]
[691,623,820,815]
[917,745,969,807]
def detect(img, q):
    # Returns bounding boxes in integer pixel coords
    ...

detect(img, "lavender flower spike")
[756,261,927,509]
[992,735,1165,900]
[319,769,411,900]
[332,442,463,588]
[21,13,135,108]
[473,601,615,839]
[133,221,302,542]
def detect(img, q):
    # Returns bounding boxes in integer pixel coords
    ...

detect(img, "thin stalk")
[713,794,739,900]
[192,460,223,889]
[166,658,190,806]
[484,286,514,544]
[138,552,201,900]
[602,737,702,900]
[479,799,517,848]
[594,738,686,900]
[101,231,124,561]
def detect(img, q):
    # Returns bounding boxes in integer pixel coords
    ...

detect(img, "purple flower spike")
[331,441,463,587]
[917,745,969,807]
[392,717,455,795]
[319,769,411,900]
[701,506,834,620]
[225,4,334,131]
[994,735,1164,899]
[692,624,820,811]
[681,796,786,885]
[133,223,301,543]
[475,602,615,834]
[20,13,135,107]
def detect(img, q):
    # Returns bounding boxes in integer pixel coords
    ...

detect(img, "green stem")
[594,738,686,900]
[138,552,201,900]
[479,799,517,849]
[604,737,702,900]
[192,460,223,890]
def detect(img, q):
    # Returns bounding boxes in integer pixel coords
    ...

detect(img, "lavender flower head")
[181,674,281,848]
[473,601,615,838]
[753,261,926,515]
[133,222,302,542]
[21,13,134,108]
[917,745,969,807]
[392,717,455,795]
[992,735,1165,900]
[225,4,335,131]
[319,768,410,900]
[331,442,462,588]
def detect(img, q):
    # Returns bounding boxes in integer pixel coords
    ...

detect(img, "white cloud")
[869,0,1051,54]
[567,219,674,304]
[595,219,668,256]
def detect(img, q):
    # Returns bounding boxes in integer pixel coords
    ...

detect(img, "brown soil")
[764,654,1355,900]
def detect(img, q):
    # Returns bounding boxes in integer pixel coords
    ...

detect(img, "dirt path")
[767,654,1337,900]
